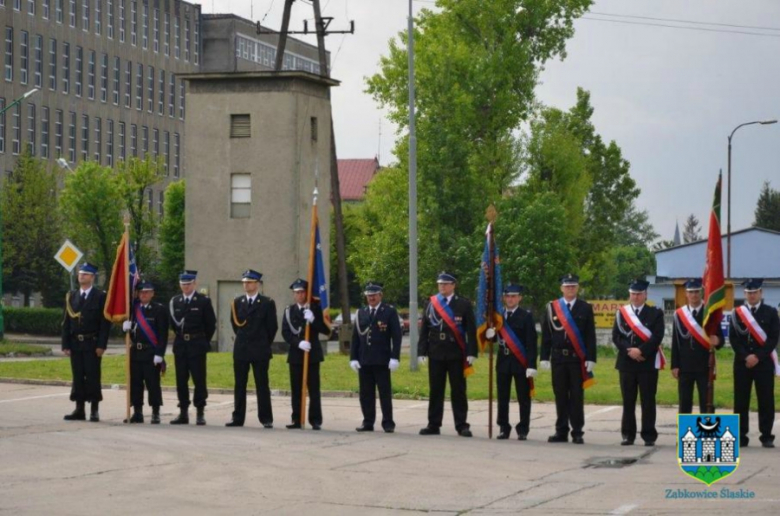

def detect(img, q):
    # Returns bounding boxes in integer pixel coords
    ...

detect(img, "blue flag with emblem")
[477,222,503,352]
[312,215,331,329]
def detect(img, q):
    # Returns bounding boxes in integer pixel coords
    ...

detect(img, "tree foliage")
[682,213,702,243]
[158,180,185,289]
[753,181,780,231]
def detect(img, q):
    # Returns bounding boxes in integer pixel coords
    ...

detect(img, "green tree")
[608,246,657,299]
[753,181,780,231]
[365,0,592,300]
[682,213,702,243]
[1,151,66,306]
[116,156,166,272]
[614,206,659,247]
[59,161,124,278]
[158,180,185,289]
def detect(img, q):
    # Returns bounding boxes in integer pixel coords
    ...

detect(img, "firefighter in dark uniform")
[350,282,403,433]
[612,279,665,446]
[540,274,596,444]
[485,283,537,440]
[671,278,724,414]
[121,281,169,424]
[730,278,780,448]
[168,270,216,426]
[281,279,330,430]
[62,262,112,422]
[226,269,279,428]
[418,272,478,437]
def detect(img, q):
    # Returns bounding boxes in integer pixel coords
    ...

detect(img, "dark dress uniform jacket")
[497,308,538,374]
[283,303,330,364]
[169,293,217,353]
[350,303,403,366]
[62,289,111,350]
[130,301,169,359]
[730,304,780,371]
[612,305,665,373]
[671,308,724,372]
[231,294,279,362]
[418,295,478,360]
[540,300,596,364]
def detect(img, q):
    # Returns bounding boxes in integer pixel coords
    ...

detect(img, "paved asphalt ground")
[0,380,778,515]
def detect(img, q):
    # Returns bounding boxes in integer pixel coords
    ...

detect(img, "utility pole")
[263,0,355,352]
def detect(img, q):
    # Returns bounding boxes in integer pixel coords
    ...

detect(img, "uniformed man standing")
[671,278,724,414]
[730,278,779,448]
[350,282,403,433]
[418,272,478,437]
[62,263,111,422]
[226,269,278,428]
[612,279,665,446]
[121,281,169,424]
[168,270,216,426]
[281,279,330,430]
[540,274,596,444]
[485,283,537,440]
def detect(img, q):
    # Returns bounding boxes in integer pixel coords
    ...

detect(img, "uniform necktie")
[634,308,640,316]
[506,310,513,319]
[81,292,87,303]
[248,297,253,307]
[692,308,698,318]
[370,308,376,320]
[751,306,756,315]
[185,297,190,305]
[566,302,572,312]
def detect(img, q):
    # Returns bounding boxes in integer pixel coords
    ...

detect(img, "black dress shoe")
[419,427,440,436]
[572,436,585,445]
[497,430,511,440]
[225,420,243,427]
[124,412,144,424]
[170,411,189,425]
[64,410,86,421]
[762,441,775,448]
[458,429,473,438]
[383,428,395,433]
[644,441,656,447]
[286,423,301,429]
[263,423,274,429]
[151,408,161,425]
[548,434,568,443]
[89,412,100,422]
[196,408,206,426]
[621,438,635,446]
[517,434,528,441]
[311,424,321,430]
[356,425,374,432]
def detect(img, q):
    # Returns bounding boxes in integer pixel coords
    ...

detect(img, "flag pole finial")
[486,204,497,224]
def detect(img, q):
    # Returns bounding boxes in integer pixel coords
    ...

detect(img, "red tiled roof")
[338,158,380,201]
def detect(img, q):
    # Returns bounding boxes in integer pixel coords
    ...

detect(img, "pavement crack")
[330,451,409,470]
[736,465,766,485]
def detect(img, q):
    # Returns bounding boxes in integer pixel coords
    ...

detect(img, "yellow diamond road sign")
[54,240,84,272]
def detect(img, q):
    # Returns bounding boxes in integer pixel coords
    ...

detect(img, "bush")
[4,307,63,335]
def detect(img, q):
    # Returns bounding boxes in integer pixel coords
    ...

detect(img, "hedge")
[4,307,63,335]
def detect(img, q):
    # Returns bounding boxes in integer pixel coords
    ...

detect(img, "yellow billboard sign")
[588,300,655,329]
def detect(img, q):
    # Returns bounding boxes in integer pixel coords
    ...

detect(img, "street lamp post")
[407,0,419,371]
[726,119,777,279]
[0,88,40,340]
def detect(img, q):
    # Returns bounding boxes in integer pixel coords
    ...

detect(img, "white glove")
[303,309,315,323]
[540,360,551,371]
[485,328,496,339]
[298,340,312,352]
[389,358,400,372]
[153,355,163,365]
[466,356,476,366]
[585,361,596,373]
[122,321,133,332]
[526,368,537,378]
[418,356,427,365]
[349,360,360,372]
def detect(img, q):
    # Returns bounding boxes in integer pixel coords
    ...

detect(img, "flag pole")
[486,206,497,439]
[123,216,132,424]
[703,171,725,414]
[301,187,318,428]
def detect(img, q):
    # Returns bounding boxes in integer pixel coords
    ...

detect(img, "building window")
[100,53,108,102]
[118,121,125,160]
[124,60,131,107]
[168,74,174,117]
[106,119,113,166]
[0,98,4,153]
[163,130,169,173]
[130,0,136,46]
[184,19,190,62]
[174,17,179,59]
[55,109,63,157]
[75,46,82,96]
[135,62,142,110]
[231,174,251,219]
[130,123,137,156]
[43,0,50,19]
[95,0,102,35]
[119,0,125,42]
[4,27,12,82]
[20,31,28,85]
[141,4,148,49]
[147,65,153,112]
[141,125,147,156]
[163,12,169,56]
[88,50,95,100]
[158,190,164,216]
[179,80,184,119]
[49,39,57,91]
[68,111,76,162]
[56,0,64,23]
[107,0,114,39]
[62,42,70,93]
[82,0,89,32]
[173,132,179,177]
[26,102,35,155]
[41,106,49,158]
[310,117,318,142]
[69,0,75,28]
[152,128,158,156]
[94,117,101,162]
[230,114,250,138]
[11,104,20,155]
[81,114,89,161]
[157,69,164,115]
[194,18,199,65]
[33,35,42,87]
[147,188,153,211]
[153,8,158,53]
[112,56,119,104]
[27,0,34,15]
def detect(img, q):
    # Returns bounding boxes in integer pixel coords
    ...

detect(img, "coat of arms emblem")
[678,414,740,486]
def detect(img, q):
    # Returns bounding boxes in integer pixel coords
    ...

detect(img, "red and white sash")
[618,305,666,369]
[735,306,780,376]
[675,306,711,350]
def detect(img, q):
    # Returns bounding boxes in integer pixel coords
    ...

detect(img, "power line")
[581,16,780,39]
[589,11,780,32]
